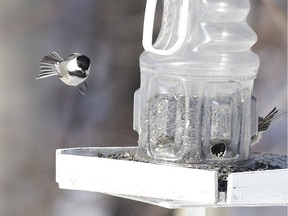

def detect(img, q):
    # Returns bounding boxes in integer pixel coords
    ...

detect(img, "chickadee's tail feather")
[37,52,63,79]
[252,107,286,145]
[258,107,287,132]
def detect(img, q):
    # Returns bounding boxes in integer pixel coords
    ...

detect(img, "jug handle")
[142,0,189,55]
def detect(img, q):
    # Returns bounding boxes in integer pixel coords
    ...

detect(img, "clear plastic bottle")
[134,0,259,164]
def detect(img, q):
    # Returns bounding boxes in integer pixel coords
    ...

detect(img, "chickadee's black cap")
[77,55,90,70]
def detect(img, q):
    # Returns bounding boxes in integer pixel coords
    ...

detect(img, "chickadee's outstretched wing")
[37,51,63,79]
[76,81,88,95]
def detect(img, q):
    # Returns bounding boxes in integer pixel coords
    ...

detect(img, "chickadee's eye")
[77,55,90,70]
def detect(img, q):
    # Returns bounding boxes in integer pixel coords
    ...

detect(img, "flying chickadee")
[37,51,91,95]
[252,107,287,145]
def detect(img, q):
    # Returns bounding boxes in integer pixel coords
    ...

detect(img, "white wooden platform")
[56,147,288,209]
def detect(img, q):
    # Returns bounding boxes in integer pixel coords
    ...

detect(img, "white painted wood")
[227,169,288,205]
[186,207,207,216]
[56,147,218,204]
[56,147,288,208]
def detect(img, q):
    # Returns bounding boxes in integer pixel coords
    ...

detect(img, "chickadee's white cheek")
[67,58,80,71]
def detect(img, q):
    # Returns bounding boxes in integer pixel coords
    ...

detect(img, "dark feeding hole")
[211,143,226,157]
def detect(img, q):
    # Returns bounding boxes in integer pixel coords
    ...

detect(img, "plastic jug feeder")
[134,0,260,164]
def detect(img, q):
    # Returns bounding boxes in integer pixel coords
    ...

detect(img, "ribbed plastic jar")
[134,0,259,164]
